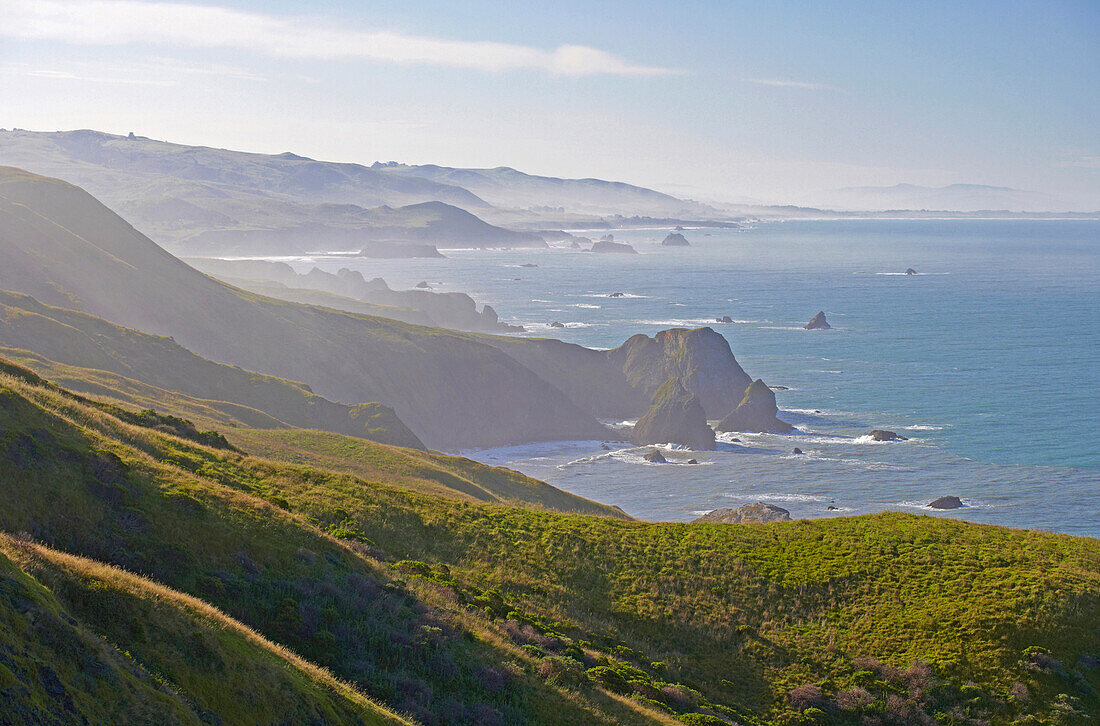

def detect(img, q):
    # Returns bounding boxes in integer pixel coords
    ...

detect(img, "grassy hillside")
[0,293,426,449]
[0,536,407,725]
[2,359,1098,725]
[0,167,608,448]
[0,364,660,725]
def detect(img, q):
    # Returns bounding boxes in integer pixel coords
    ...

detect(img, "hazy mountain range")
[809,183,1077,213]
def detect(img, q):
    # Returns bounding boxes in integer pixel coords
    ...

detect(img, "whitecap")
[903,424,945,431]
[570,303,602,309]
[720,492,829,503]
[581,292,648,299]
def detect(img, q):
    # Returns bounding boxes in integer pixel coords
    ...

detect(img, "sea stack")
[693,503,791,524]
[630,378,717,450]
[662,232,690,246]
[716,379,795,434]
[591,240,638,254]
[928,496,964,509]
[804,311,831,330]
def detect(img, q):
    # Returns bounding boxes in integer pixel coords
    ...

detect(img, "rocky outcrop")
[868,429,908,441]
[693,502,791,524]
[804,311,831,330]
[661,232,690,246]
[630,378,716,450]
[591,240,638,254]
[549,321,565,328]
[415,281,431,289]
[716,316,733,323]
[716,380,795,434]
[928,496,963,509]
[905,268,918,275]
[609,327,753,419]
[643,449,667,463]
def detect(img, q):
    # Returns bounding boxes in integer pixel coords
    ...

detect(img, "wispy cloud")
[0,0,676,77]
[746,78,841,91]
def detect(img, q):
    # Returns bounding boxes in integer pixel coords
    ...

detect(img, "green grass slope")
[0,167,608,448]
[0,536,407,725]
[0,366,664,725]
[3,360,1098,724]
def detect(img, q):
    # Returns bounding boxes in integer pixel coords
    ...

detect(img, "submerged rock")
[643,449,667,463]
[630,378,716,451]
[609,292,626,298]
[804,311,831,330]
[928,496,964,509]
[693,502,791,524]
[716,379,795,434]
[662,232,690,246]
[687,458,699,464]
[549,321,565,328]
[869,429,908,441]
[520,263,538,268]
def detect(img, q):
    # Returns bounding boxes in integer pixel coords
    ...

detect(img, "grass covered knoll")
[0,534,407,725]
[5,365,1100,724]
[228,427,626,516]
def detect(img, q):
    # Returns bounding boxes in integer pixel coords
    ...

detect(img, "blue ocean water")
[285,219,1100,537]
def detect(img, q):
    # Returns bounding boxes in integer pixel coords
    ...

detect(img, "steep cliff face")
[609,327,753,418]
[716,379,794,434]
[630,378,715,450]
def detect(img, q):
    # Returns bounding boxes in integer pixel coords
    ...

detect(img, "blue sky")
[1,0,1097,207]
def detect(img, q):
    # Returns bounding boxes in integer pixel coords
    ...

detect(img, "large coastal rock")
[591,240,638,254]
[804,311,831,330]
[928,496,963,509]
[630,378,716,450]
[661,232,690,246]
[609,327,753,419]
[869,429,908,441]
[716,379,795,434]
[693,502,791,524]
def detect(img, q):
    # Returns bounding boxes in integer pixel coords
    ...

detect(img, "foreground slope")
[0,166,609,449]
[0,365,659,725]
[0,536,407,726]
[2,362,1097,725]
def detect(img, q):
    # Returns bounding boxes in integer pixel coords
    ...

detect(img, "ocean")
[273,219,1100,537]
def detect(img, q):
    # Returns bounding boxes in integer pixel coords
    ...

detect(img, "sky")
[1,0,1097,209]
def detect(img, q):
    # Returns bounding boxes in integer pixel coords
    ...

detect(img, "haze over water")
[276,219,1100,537]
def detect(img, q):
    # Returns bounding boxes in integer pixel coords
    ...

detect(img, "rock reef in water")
[928,496,963,509]
[642,449,667,463]
[693,502,791,524]
[662,232,690,246]
[804,311,831,330]
[630,378,716,451]
[716,379,794,434]
[868,429,908,441]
